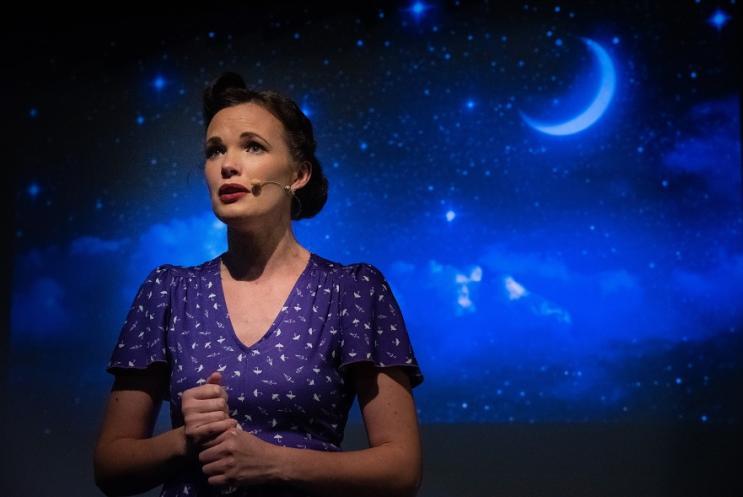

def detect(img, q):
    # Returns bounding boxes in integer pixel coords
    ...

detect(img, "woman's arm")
[93,369,192,497]
[94,426,191,496]
[274,364,423,497]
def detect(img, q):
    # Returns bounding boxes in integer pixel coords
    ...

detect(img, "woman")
[93,71,425,497]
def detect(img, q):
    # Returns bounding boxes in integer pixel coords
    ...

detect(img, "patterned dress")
[106,251,424,496]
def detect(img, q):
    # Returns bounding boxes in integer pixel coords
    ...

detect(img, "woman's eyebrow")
[205,131,271,147]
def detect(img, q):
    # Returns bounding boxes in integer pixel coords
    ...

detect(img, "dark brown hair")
[202,71,329,220]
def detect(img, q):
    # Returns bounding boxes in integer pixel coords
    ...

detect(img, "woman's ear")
[296,160,312,187]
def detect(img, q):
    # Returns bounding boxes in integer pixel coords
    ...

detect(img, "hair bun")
[211,71,247,94]
[203,72,248,126]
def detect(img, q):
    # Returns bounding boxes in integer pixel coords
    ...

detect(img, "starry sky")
[8,1,741,424]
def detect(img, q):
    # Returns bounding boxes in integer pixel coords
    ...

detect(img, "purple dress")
[105,251,424,496]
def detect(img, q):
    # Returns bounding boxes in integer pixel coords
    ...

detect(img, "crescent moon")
[520,38,616,136]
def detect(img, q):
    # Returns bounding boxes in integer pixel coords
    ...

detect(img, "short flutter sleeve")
[337,263,424,389]
[106,264,173,375]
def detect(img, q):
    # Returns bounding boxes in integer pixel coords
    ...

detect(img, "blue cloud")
[663,95,741,202]
[68,235,131,255]
[11,212,227,347]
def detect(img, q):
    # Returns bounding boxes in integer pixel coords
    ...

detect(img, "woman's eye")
[204,142,263,160]
[245,141,264,153]
[204,146,222,159]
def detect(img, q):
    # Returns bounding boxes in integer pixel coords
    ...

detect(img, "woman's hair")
[202,71,329,220]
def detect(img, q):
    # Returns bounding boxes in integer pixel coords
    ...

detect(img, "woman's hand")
[181,371,239,457]
[198,426,282,488]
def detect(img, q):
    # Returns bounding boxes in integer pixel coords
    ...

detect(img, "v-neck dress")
[105,251,424,497]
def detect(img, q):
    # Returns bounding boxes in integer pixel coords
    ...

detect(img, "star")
[27,182,41,198]
[408,1,429,17]
[708,9,730,31]
[152,75,166,91]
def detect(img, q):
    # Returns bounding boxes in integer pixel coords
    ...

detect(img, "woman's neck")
[222,226,307,282]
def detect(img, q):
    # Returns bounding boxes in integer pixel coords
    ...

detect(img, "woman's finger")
[184,409,227,431]
[186,383,224,400]
[195,419,239,449]
[182,396,228,416]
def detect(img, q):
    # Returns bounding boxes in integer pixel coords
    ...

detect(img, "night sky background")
[7,0,741,431]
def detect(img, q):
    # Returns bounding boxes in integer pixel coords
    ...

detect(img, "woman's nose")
[220,148,243,174]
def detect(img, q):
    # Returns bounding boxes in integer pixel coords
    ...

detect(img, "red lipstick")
[219,182,250,203]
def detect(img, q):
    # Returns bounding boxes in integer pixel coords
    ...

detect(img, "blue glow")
[27,182,40,198]
[708,9,730,31]
[136,115,145,125]
[466,99,475,109]
[411,1,427,16]
[29,107,38,118]
[520,38,616,136]
[446,210,456,221]
[152,75,166,91]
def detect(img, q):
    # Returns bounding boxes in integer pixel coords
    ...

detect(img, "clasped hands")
[181,371,281,487]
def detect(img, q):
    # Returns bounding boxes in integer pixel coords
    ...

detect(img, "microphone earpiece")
[248,177,303,218]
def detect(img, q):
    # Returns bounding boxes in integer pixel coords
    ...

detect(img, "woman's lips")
[219,191,248,203]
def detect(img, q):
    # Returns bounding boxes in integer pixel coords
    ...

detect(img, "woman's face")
[203,102,306,227]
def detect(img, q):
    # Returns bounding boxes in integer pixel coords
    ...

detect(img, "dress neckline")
[214,251,315,352]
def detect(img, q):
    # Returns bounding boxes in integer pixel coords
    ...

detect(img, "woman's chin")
[213,208,269,226]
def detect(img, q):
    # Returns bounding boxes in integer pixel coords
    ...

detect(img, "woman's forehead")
[206,102,282,141]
